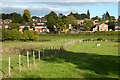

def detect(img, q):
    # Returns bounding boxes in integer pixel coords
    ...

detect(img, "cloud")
[41,2,117,7]
[1,2,118,18]
[1,0,120,2]
[1,4,75,17]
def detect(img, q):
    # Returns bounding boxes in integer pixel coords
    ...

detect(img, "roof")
[115,22,120,26]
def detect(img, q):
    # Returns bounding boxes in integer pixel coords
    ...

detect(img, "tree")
[72,13,80,20]
[23,9,31,22]
[87,10,90,19]
[80,13,88,20]
[45,11,58,32]
[59,13,64,18]
[110,16,115,21]
[32,16,39,19]
[108,20,115,30]
[1,13,6,20]
[23,27,29,32]
[102,11,110,20]
[83,18,94,31]
[91,16,102,21]
[105,11,110,20]
[66,15,77,26]
[56,18,64,32]
[9,23,20,30]
[11,13,25,24]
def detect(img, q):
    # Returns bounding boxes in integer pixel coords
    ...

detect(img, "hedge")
[1,29,40,41]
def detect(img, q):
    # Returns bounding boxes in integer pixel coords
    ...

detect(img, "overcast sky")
[1,1,119,19]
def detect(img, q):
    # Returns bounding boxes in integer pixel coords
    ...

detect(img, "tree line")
[0,9,119,41]
[1,9,118,32]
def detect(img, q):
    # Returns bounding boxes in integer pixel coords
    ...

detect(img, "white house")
[115,22,120,31]
[93,23,108,32]
[99,23,108,31]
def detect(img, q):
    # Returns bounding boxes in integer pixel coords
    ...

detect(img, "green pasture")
[1,35,119,78]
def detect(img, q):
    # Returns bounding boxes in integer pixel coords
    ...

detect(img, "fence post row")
[7,45,66,76]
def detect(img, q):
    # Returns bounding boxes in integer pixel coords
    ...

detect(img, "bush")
[23,27,29,32]
[9,23,20,30]
[2,29,22,41]
[22,30,39,41]
[2,29,40,41]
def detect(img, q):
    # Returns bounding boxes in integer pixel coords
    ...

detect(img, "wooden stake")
[19,54,21,72]
[33,51,35,65]
[8,56,10,77]
[43,49,44,57]
[27,51,29,68]
[39,50,40,61]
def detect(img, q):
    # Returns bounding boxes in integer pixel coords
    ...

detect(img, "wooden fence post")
[33,50,35,65]
[27,51,29,68]
[8,56,10,77]
[39,50,40,61]
[43,49,44,58]
[19,54,21,72]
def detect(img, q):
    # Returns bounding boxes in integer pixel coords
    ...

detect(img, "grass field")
[1,34,119,78]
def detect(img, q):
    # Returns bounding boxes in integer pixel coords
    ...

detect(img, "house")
[3,19,12,24]
[19,22,33,32]
[99,23,108,31]
[93,20,99,25]
[4,25,9,29]
[34,18,49,33]
[77,20,84,26]
[19,25,25,32]
[93,25,98,32]
[34,25,49,33]
[115,22,120,31]
[93,23,108,32]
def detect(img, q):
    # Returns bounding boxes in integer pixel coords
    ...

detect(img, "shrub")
[22,30,39,41]
[2,29,22,41]
[2,29,39,41]
[9,23,20,30]
[23,26,29,32]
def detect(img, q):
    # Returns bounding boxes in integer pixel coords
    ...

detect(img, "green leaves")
[2,29,39,41]
[83,18,94,31]
[2,29,22,41]
[9,23,20,30]
[23,9,31,22]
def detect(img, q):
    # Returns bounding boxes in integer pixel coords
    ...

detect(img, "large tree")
[67,15,77,26]
[23,9,31,22]
[45,11,59,32]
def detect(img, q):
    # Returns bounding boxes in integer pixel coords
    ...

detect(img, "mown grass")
[1,39,119,78]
